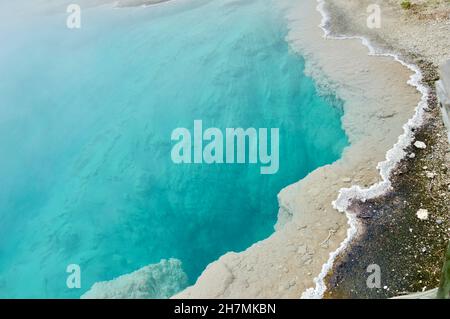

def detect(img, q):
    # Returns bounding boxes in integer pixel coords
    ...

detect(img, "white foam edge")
[301,0,430,299]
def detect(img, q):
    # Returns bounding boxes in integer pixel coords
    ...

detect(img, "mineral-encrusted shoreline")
[321,0,450,298]
[325,73,450,298]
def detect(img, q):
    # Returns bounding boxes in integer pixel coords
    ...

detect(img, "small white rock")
[416,209,429,221]
[408,153,416,159]
[414,141,427,149]
[426,172,436,179]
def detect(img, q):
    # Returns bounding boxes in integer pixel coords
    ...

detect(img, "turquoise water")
[0,0,348,298]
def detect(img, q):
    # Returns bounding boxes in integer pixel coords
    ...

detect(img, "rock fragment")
[414,141,427,149]
[416,209,429,221]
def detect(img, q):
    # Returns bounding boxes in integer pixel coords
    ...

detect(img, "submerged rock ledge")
[82,259,188,299]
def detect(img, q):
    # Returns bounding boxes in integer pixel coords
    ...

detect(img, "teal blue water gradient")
[0,0,348,298]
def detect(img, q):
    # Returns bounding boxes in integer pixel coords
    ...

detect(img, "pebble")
[426,172,436,179]
[416,209,429,220]
[342,177,352,183]
[414,141,427,149]
[408,153,416,159]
